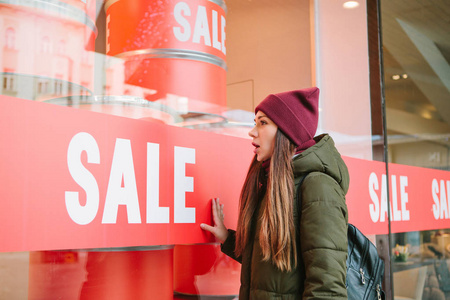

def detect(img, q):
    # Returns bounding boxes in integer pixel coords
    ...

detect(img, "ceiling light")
[421,111,432,120]
[392,75,400,80]
[343,1,359,9]
[402,74,408,79]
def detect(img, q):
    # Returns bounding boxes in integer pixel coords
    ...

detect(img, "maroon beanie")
[255,87,320,149]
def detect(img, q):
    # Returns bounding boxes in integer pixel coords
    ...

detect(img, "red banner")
[346,157,450,234]
[0,96,449,252]
[345,157,450,234]
[0,96,250,252]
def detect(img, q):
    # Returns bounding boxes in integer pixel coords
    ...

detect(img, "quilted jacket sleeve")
[220,229,242,263]
[300,173,348,300]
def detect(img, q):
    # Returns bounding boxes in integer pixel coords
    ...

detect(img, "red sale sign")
[105,0,228,110]
[106,0,226,60]
[345,157,450,235]
[0,95,449,252]
[0,96,251,251]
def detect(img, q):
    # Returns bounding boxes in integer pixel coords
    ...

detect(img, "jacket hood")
[292,134,349,194]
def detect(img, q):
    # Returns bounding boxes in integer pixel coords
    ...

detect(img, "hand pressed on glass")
[200,198,229,243]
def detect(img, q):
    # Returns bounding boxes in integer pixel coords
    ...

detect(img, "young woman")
[200,87,349,299]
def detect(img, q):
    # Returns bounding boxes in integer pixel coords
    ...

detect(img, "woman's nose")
[248,126,257,138]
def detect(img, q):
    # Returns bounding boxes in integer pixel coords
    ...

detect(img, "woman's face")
[248,111,278,162]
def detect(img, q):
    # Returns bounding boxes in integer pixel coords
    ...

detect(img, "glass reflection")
[381,0,450,299]
[28,247,175,300]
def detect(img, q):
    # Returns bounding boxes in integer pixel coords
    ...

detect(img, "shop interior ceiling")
[381,0,450,147]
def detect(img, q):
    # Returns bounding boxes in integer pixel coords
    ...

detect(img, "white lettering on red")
[65,133,197,225]
[173,1,226,55]
[65,132,100,225]
[368,172,410,223]
[432,179,450,220]
[147,142,169,223]
[174,146,196,223]
[173,2,191,42]
[102,138,141,224]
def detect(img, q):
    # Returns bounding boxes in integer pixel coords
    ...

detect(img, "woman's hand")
[200,198,229,243]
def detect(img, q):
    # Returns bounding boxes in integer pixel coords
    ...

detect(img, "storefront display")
[0,0,448,299]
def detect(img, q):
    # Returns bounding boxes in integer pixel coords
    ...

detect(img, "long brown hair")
[235,129,297,271]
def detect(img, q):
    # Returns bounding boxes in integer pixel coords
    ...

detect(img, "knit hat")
[255,87,320,149]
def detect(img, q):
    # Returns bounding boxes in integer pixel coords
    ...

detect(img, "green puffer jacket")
[221,134,349,299]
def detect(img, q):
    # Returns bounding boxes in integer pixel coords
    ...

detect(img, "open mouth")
[252,142,260,154]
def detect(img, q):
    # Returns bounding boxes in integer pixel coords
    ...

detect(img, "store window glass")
[0,0,389,299]
[5,27,15,49]
[380,1,450,299]
[41,36,51,53]
[57,39,66,55]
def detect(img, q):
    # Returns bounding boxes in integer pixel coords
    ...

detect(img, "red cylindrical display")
[105,0,227,111]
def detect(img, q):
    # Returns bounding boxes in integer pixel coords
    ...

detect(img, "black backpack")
[297,173,385,300]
